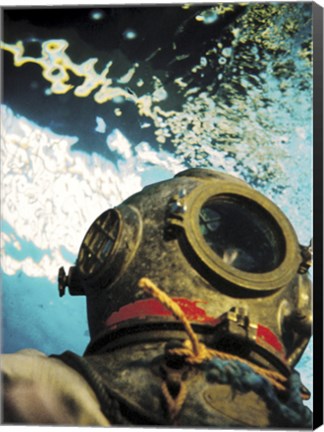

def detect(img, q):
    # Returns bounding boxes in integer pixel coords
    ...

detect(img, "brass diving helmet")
[58,168,312,375]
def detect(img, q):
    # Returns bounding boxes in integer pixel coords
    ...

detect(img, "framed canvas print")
[1,1,323,429]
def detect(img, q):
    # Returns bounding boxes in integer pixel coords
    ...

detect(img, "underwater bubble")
[114,108,122,117]
[46,41,61,52]
[140,122,151,129]
[118,65,138,84]
[112,96,125,104]
[123,29,138,40]
[218,57,227,65]
[153,87,168,102]
[106,128,132,159]
[95,116,106,134]
[25,37,41,43]
[195,9,218,25]
[90,10,105,21]
[221,47,232,58]
[200,56,208,67]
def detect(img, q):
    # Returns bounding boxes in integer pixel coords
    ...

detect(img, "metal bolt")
[58,266,68,297]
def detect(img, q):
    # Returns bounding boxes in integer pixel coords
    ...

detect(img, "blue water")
[2,273,88,355]
[3,221,51,264]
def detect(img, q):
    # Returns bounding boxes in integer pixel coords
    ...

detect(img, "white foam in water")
[0,105,182,282]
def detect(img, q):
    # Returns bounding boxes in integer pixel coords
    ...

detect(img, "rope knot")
[167,339,213,365]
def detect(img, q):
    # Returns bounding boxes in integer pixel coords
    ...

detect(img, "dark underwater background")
[1,2,313,408]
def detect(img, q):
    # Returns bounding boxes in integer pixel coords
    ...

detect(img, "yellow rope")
[138,277,201,356]
[138,277,288,392]
[161,380,188,423]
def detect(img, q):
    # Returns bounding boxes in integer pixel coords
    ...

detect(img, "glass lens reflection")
[199,195,285,273]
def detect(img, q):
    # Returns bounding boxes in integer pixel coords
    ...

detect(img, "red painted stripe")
[105,297,220,327]
[256,324,284,354]
[105,298,285,357]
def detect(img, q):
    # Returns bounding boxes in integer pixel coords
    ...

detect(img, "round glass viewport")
[199,195,286,273]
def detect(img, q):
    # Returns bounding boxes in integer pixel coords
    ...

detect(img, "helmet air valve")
[58,266,84,297]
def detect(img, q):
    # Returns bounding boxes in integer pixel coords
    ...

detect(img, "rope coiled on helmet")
[138,277,312,427]
[206,358,312,428]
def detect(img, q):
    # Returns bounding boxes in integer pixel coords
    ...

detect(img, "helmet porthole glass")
[199,195,286,273]
[78,209,120,276]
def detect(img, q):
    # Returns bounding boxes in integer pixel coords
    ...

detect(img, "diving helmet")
[58,168,312,374]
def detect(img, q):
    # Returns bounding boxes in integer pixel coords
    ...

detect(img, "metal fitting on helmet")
[58,168,312,374]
